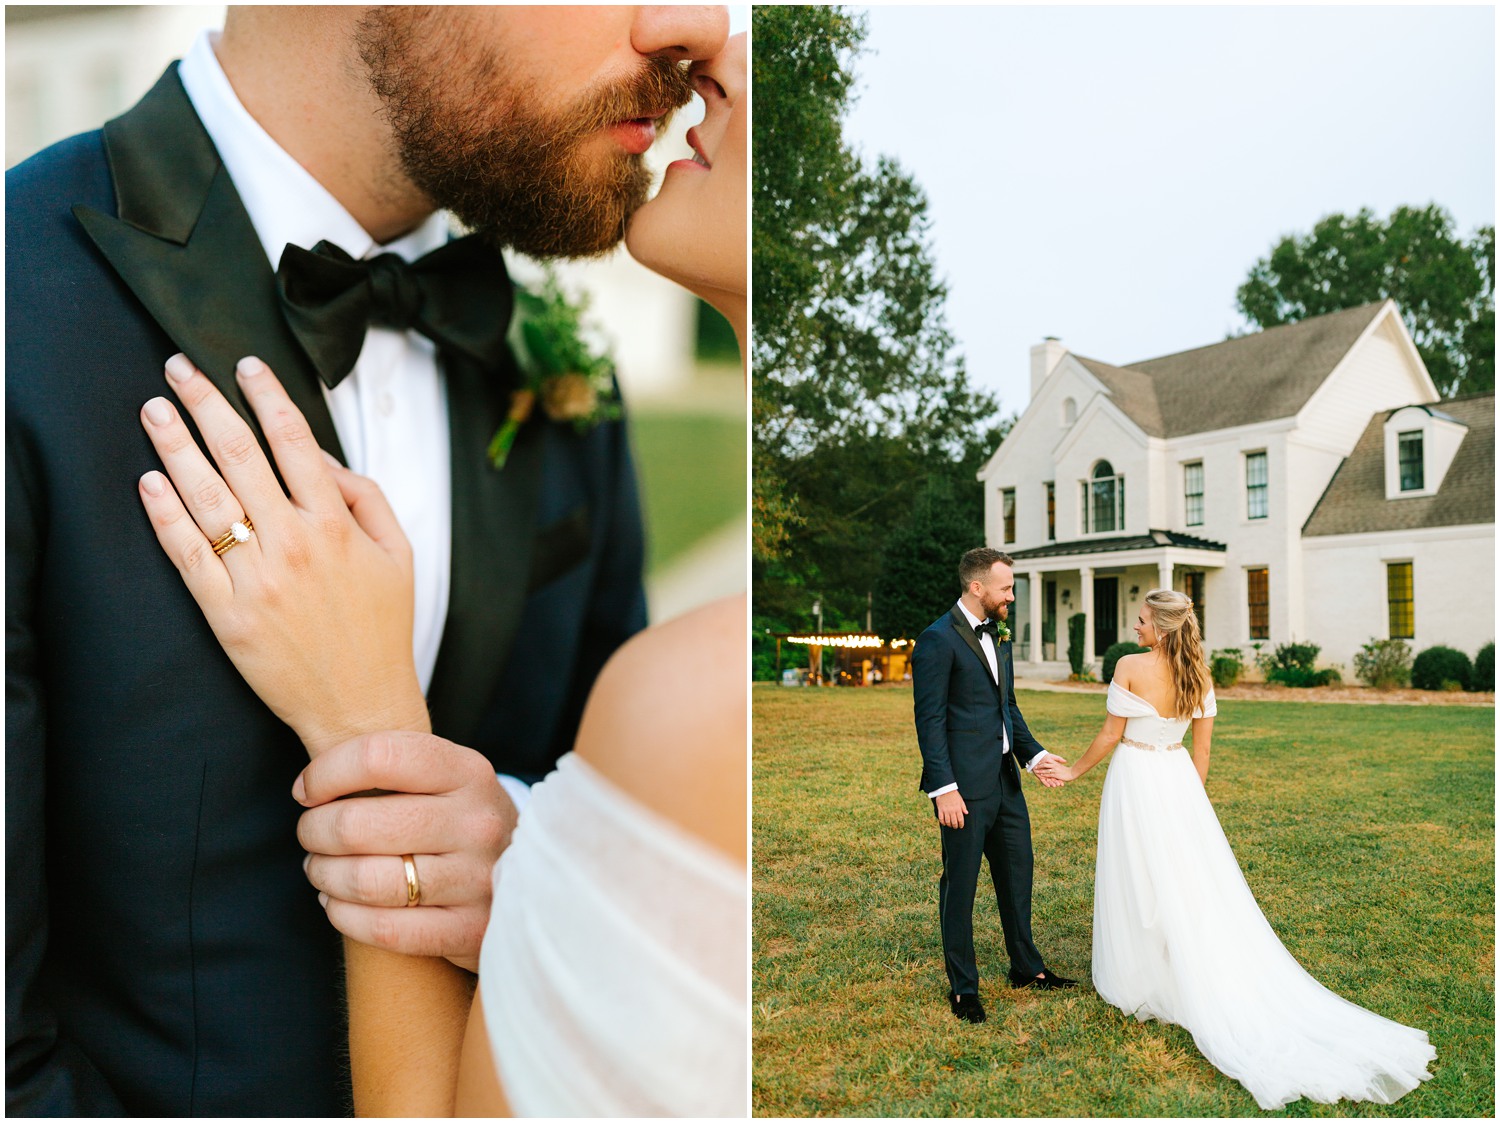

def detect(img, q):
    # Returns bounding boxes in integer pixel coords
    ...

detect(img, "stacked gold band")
[211,516,254,557]
[402,854,421,907]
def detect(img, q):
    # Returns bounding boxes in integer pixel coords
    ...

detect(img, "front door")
[1184,571,1205,636]
[1094,577,1119,652]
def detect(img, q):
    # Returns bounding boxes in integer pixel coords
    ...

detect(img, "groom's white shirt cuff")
[496,773,532,816]
[927,751,1057,799]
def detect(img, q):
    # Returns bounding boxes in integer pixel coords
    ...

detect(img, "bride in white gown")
[1059,589,1435,1110]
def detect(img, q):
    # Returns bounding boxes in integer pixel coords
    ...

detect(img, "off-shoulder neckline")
[1108,680,1214,719]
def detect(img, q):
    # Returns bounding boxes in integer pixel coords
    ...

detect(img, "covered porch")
[1006,530,1226,675]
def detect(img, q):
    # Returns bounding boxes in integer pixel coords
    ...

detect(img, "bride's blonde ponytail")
[1143,589,1212,719]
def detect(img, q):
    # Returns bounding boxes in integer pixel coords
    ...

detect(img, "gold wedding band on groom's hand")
[210,516,254,557]
[401,854,421,907]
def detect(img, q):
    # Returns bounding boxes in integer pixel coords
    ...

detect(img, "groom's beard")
[356,9,693,259]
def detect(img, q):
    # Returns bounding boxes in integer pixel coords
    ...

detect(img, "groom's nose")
[632,6,730,63]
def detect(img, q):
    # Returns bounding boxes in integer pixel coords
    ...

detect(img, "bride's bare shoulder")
[574,594,746,864]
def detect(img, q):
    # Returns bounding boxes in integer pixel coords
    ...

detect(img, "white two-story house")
[979,300,1494,675]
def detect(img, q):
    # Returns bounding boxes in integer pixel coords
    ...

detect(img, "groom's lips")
[609,116,659,155]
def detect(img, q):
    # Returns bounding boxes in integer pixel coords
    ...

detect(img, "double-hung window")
[1387,562,1414,639]
[1398,432,1424,491]
[1184,461,1204,527]
[1247,567,1269,640]
[1245,452,1268,520]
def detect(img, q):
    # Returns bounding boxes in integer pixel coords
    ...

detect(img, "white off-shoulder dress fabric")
[1093,682,1435,1109]
[478,753,747,1117]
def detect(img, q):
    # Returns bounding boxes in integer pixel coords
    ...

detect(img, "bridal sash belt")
[1120,737,1184,752]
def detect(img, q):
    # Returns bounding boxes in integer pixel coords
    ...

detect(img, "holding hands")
[1031,753,1072,787]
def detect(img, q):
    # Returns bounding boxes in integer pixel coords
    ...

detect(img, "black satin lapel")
[426,354,542,741]
[72,64,342,462]
[949,608,1001,697]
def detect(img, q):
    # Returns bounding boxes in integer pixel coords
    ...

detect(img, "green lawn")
[753,688,1495,1117]
[630,409,744,573]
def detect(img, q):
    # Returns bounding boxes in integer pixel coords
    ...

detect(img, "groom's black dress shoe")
[948,992,987,1023]
[1010,968,1078,990]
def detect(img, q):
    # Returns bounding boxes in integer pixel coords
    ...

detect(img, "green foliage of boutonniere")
[997,620,1012,643]
[487,269,622,470]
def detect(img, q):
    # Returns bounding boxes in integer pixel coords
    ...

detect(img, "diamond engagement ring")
[210,516,254,557]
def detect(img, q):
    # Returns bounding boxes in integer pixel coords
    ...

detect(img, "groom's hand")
[1032,754,1070,788]
[935,789,968,829]
[292,730,518,971]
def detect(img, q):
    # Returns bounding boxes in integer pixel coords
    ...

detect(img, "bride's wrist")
[299,693,433,759]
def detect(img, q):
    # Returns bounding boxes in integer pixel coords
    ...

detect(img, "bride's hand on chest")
[137,353,430,757]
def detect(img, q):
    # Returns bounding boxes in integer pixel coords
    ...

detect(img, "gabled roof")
[1010,529,1228,560]
[1302,392,1494,537]
[1074,302,1388,439]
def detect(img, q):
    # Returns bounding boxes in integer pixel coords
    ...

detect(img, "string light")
[786,634,885,648]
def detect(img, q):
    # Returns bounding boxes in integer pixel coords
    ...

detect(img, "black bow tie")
[275,235,515,389]
[975,620,999,639]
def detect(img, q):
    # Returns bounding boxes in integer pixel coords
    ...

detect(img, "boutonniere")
[487,269,622,470]
[997,620,1012,643]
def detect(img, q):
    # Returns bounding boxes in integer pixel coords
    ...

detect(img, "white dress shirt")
[927,600,1053,799]
[179,33,530,812]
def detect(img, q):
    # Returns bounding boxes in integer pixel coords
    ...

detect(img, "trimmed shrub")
[1412,645,1473,692]
[1270,642,1321,672]
[1067,613,1087,676]
[1262,642,1330,688]
[1354,638,1412,690]
[1472,643,1494,692]
[1102,642,1149,683]
[1209,648,1243,688]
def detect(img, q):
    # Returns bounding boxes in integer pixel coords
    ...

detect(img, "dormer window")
[1398,431,1424,491]
[1082,460,1124,534]
[1384,405,1466,500]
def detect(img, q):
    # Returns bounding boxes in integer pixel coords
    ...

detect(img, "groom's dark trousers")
[6,65,646,1116]
[913,607,1047,995]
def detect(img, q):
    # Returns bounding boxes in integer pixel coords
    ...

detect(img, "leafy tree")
[873,475,984,639]
[752,5,1008,636]
[1237,205,1494,398]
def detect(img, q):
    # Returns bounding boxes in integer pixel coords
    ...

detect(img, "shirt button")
[378,392,395,417]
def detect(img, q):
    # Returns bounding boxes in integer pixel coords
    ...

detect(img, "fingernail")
[320,450,342,469]
[140,471,166,497]
[292,773,307,803]
[144,397,173,426]
[302,854,311,873]
[236,356,267,378]
[164,353,195,383]
[317,892,328,909]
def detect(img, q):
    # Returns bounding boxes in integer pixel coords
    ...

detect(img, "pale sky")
[840,5,1496,418]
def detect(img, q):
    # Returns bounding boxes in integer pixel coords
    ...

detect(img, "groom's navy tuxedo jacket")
[6,66,646,1116]
[912,607,1047,800]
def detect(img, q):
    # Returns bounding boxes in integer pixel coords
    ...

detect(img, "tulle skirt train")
[1092,743,1435,1109]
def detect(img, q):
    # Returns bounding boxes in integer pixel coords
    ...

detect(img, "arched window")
[1062,397,1077,425]
[1082,460,1124,534]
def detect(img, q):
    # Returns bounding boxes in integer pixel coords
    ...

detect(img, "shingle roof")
[1010,529,1228,560]
[1302,393,1494,536]
[1074,302,1388,439]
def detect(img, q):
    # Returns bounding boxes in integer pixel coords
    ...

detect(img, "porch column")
[1157,561,1174,595]
[1028,569,1043,663]
[1080,565,1095,669]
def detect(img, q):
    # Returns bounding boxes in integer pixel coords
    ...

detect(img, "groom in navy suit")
[912,547,1076,1023]
[6,8,726,1115]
